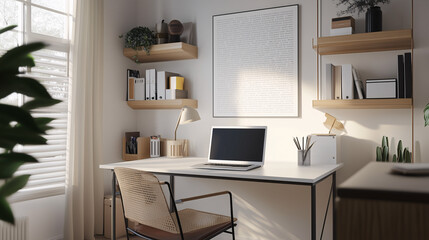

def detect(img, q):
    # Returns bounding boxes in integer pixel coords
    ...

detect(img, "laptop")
[194,126,267,171]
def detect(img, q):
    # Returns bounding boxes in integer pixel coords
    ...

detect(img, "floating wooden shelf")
[312,99,413,109]
[127,99,198,109]
[123,42,198,63]
[314,29,413,55]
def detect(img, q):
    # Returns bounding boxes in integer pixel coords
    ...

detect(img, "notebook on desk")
[193,126,267,171]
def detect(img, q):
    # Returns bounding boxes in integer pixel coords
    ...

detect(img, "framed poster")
[213,5,299,117]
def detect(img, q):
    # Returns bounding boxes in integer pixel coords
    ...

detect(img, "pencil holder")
[298,150,311,166]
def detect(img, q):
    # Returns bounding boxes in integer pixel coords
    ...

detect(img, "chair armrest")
[175,191,231,204]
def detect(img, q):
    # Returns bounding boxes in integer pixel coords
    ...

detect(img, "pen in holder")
[298,150,311,166]
[293,136,315,166]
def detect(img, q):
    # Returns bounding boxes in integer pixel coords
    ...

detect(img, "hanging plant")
[120,26,155,55]
[335,0,390,15]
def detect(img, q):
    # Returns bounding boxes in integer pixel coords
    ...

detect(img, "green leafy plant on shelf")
[0,25,60,224]
[376,136,411,163]
[336,0,390,15]
[120,26,155,61]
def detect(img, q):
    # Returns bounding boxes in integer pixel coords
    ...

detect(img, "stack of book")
[126,69,188,101]
[331,16,355,36]
[322,63,364,100]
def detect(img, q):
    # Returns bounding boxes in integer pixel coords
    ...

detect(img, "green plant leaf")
[0,25,17,35]
[424,103,429,127]
[0,126,47,148]
[382,146,389,162]
[0,42,46,70]
[0,76,53,100]
[392,154,397,162]
[0,197,14,224]
[21,98,61,111]
[376,146,382,162]
[382,136,387,148]
[34,117,55,131]
[404,148,411,163]
[397,140,403,162]
[0,104,41,132]
[0,175,30,197]
[0,153,38,179]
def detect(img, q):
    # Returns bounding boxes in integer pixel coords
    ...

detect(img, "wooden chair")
[114,167,237,240]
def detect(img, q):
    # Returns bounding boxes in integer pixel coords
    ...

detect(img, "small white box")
[309,135,339,165]
[366,79,397,99]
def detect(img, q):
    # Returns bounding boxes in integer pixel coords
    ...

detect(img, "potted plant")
[336,0,391,32]
[0,25,60,224]
[120,26,155,61]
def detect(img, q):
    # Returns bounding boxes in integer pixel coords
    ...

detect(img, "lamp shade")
[178,106,200,125]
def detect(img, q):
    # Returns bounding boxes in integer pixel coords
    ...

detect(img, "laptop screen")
[209,127,266,163]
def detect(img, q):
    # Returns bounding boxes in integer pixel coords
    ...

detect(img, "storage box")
[166,89,188,99]
[122,136,150,161]
[309,134,339,165]
[331,16,355,29]
[366,78,397,99]
[104,196,126,239]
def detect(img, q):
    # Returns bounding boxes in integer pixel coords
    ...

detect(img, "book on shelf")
[330,27,353,36]
[157,71,180,100]
[148,69,157,100]
[331,16,355,29]
[334,65,342,100]
[341,64,354,100]
[397,54,405,98]
[322,63,335,100]
[145,69,151,100]
[134,78,146,100]
[352,68,364,99]
[126,69,139,101]
[404,52,412,98]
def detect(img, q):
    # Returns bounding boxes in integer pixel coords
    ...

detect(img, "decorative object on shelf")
[331,16,355,36]
[156,20,168,44]
[294,136,314,166]
[336,0,390,32]
[376,136,411,163]
[122,136,150,161]
[168,20,184,43]
[167,106,200,158]
[309,135,339,165]
[150,135,161,157]
[324,113,345,134]
[0,25,61,224]
[366,78,397,99]
[120,26,155,57]
[424,103,429,127]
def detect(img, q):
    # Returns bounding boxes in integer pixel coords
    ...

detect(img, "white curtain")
[65,0,104,239]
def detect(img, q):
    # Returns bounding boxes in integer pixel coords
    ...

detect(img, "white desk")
[100,157,342,240]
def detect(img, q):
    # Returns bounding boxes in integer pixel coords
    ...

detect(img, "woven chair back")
[114,167,179,233]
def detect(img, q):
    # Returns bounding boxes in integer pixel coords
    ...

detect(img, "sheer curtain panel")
[64,0,104,239]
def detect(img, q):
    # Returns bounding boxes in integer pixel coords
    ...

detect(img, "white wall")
[99,0,429,239]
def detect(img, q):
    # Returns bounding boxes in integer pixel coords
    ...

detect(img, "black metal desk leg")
[170,175,175,213]
[311,184,316,240]
[112,171,116,240]
[333,173,337,240]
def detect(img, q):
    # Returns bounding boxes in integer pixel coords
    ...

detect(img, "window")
[0,0,73,201]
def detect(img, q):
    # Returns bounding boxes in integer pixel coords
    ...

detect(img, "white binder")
[149,69,156,100]
[145,69,150,100]
[134,78,145,100]
[341,64,354,100]
[157,71,180,100]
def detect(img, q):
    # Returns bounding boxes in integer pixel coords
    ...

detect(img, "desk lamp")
[167,106,200,158]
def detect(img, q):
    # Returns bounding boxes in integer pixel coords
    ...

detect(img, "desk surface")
[338,162,429,202]
[100,157,342,184]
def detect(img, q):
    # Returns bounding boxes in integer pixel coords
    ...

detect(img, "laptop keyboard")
[204,163,252,167]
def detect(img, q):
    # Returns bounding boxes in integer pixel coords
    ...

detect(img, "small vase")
[366,6,382,32]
